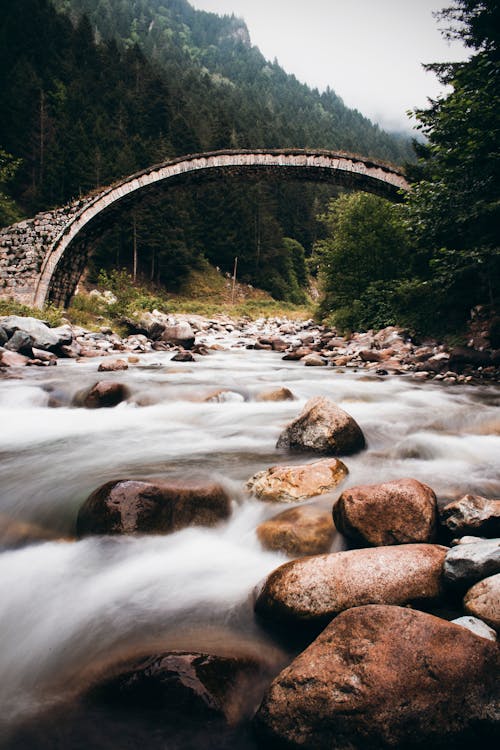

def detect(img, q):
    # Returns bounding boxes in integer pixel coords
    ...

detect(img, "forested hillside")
[0,0,414,299]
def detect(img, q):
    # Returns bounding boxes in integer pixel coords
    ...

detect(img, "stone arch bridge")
[0,149,409,308]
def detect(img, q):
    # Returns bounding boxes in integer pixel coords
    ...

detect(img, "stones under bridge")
[0,149,409,308]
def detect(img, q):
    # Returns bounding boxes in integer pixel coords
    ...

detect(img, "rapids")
[0,344,499,746]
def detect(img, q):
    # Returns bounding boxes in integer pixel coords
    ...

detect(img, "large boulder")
[0,315,71,351]
[77,479,232,536]
[255,605,500,750]
[333,478,437,546]
[444,539,500,588]
[161,322,196,350]
[255,543,447,629]
[247,458,348,504]
[73,381,130,408]
[440,494,500,538]
[0,348,29,367]
[4,330,34,356]
[86,650,264,724]
[257,505,336,557]
[276,397,365,456]
[464,573,500,632]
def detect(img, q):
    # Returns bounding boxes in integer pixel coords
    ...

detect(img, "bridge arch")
[0,150,409,308]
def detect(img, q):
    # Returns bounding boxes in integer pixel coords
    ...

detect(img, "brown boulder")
[255,543,447,628]
[255,387,295,402]
[276,397,365,455]
[464,573,500,632]
[255,605,500,749]
[333,478,437,546]
[257,505,336,556]
[73,381,130,408]
[160,322,195,349]
[87,650,267,725]
[76,479,231,536]
[440,494,500,538]
[247,458,348,503]
[0,348,29,367]
[98,359,129,372]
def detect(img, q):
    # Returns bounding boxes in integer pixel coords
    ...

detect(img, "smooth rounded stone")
[4,330,34,356]
[31,347,57,364]
[333,478,437,546]
[76,479,232,536]
[276,396,365,456]
[464,573,500,631]
[171,350,195,362]
[444,539,500,587]
[161,322,195,349]
[247,458,348,503]
[257,505,336,556]
[451,616,497,641]
[0,348,29,367]
[255,387,295,402]
[282,347,312,361]
[203,389,244,403]
[97,358,129,372]
[254,543,447,628]
[255,605,500,750]
[302,353,327,366]
[440,494,500,538]
[73,381,130,408]
[86,648,274,725]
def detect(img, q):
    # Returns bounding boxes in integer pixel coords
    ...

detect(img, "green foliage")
[0,149,23,227]
[0,298,64,326]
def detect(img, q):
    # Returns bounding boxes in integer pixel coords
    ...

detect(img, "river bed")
[0,345,499,748]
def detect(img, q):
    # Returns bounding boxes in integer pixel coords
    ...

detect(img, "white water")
[0,347,499,733]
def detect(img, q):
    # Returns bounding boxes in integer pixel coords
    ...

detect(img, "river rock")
[440,494,500,538]
[0,326,7,347]
[255,543,447,628]
[257,505,336,556]
[77,479,232,536]
[171,350,195,362]
[256,387,295,402]
[87,649,270,725]
[333,478,437,546]
[73,381,130,408]
[161,322,195,349]
[276,397,365,456]
[98,359,129,372]
[0,348,29,367]
[4,330,34,357]
[464,573,500,631]
[444,539,500,587]
[451,615,497,641]
[0,315,70,351]
[0,512,69,548]
[255,605,500,750]
[302,353,327,366]
[247,458,348,504]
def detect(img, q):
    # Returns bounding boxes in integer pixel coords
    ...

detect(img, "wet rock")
[257,505,336,556]
[77,479,232,536]
[59,341,82,358]
[0,348,29,367]
[359,348,393,363]
[444,539,500,588]
[449,346,492,370]
[255,605,500,750]
[161,322,195,350]
[276,396,365,456]
[0,326,7,346]
[31,348,57,364]
[464,573,500,631]
[440,494,500,538]
[73,381,130,408]
[255,387,295,402]
[247,458,348,503]
[203,389,244,403]
[451,615,497,641]
[171,350,195,362]
[0,512,70,548]
[302,354,327,366]
[87,649,272,725]
[255,543,447,629]
[98,359,129,372]
[4,330,34,357]
[0,315,69,351]
[282,347,312,361]
[333,478,437,546]
[270,338,288,352]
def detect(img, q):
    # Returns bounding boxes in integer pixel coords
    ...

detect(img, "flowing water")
[0,343,499,748]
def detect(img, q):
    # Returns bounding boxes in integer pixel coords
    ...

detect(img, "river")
[0,342,499,748]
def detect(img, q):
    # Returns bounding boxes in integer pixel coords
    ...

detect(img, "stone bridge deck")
[0,149,409,308]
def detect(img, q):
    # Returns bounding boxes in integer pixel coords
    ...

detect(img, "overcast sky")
[190,0,469,133]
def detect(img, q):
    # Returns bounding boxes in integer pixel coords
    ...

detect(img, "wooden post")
[231,256,238,304]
